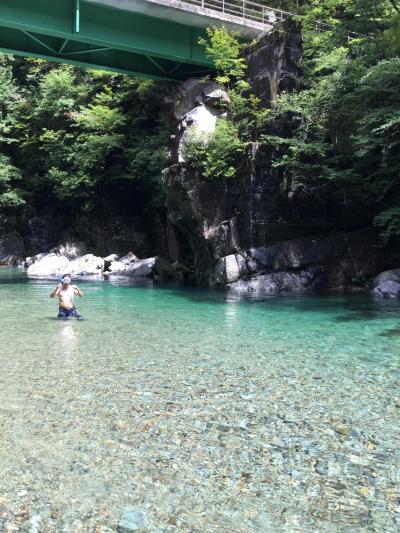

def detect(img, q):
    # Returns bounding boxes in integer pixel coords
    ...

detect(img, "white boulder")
[27,253,70,277]
[108,260,131,273]
[65,254,104,276]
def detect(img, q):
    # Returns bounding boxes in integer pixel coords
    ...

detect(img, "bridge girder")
[0,0,215,80]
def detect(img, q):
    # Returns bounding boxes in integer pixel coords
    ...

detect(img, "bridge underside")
[0,0,215,80]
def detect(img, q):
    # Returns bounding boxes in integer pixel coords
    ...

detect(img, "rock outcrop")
[214,229,386,293]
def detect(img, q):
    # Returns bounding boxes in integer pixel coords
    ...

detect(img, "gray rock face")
[373,268,400,286]
[214,229,385,293]
[244,19,302,105]
[230,270,318,293]
[164,21,305,285]
[202,82,230,107]
[249,237,332,271]
[130,257,177,280]
[129,257,156,277]
[372,269,400,298]
[373,280,400,298]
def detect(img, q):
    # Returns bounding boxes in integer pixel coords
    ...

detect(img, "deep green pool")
[0,268,399,532]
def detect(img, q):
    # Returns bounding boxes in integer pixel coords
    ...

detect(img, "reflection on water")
[58,322,79,362]
[0,268,399,532]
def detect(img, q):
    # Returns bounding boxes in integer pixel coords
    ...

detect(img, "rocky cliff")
[162,21,396,292]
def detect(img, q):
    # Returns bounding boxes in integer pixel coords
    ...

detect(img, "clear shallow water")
[0,268,399,532]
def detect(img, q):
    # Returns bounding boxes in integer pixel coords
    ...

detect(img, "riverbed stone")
[118,508,147,531]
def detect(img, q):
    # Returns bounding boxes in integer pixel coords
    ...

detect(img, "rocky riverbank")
[20,244,180,282]
[3,234,398,299]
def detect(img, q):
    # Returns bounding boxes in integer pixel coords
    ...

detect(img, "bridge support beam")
[0,0,214,79]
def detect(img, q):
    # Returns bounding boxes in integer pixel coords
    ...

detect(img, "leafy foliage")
[184,119,245,179]
[0,154,25,209]
[184,27,269,180]
[0,56,172,219]
[260,0,400,241]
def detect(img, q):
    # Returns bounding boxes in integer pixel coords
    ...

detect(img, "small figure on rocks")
[50,274,84,319]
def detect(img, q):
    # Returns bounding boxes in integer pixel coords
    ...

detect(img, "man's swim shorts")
[58,306,81,318]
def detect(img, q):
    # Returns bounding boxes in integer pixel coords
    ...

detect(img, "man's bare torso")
[58,285,77,309]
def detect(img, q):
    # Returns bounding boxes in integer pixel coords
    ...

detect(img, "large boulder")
[119,251,140,265]
[27,253,70,277]
[107,260,131,274]
[104,253,120,262]
[373,280,400,298]
[372,268,400,298]
[373,268,400,286]
[130,257,177,280]
[249,237,332,272]
[202,83,230,107]
[65,254,104,276]
[25,253,48,268]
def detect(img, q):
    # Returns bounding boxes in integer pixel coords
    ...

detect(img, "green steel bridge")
[0,0,289,80]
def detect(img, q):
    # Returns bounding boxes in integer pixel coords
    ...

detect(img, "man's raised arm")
[73,286,84,297]
[50,284,61,298]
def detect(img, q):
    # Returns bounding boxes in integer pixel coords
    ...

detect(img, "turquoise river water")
[0,267,399,532]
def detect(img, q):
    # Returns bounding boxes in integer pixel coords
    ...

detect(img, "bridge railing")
[172,0,362,40]
[182,0,292,25]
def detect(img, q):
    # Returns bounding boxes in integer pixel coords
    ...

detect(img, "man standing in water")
[50,274,84,319]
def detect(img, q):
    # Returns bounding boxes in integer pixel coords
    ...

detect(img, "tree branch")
[389,0,400,14]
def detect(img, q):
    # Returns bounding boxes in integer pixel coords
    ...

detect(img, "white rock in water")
[27,253,70,277]
[130,257,157,277]
[103,253,119,262]
[65,254,104,275]
[25,252,48,268]
[108,260,130,273]
[120,251,139,264]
